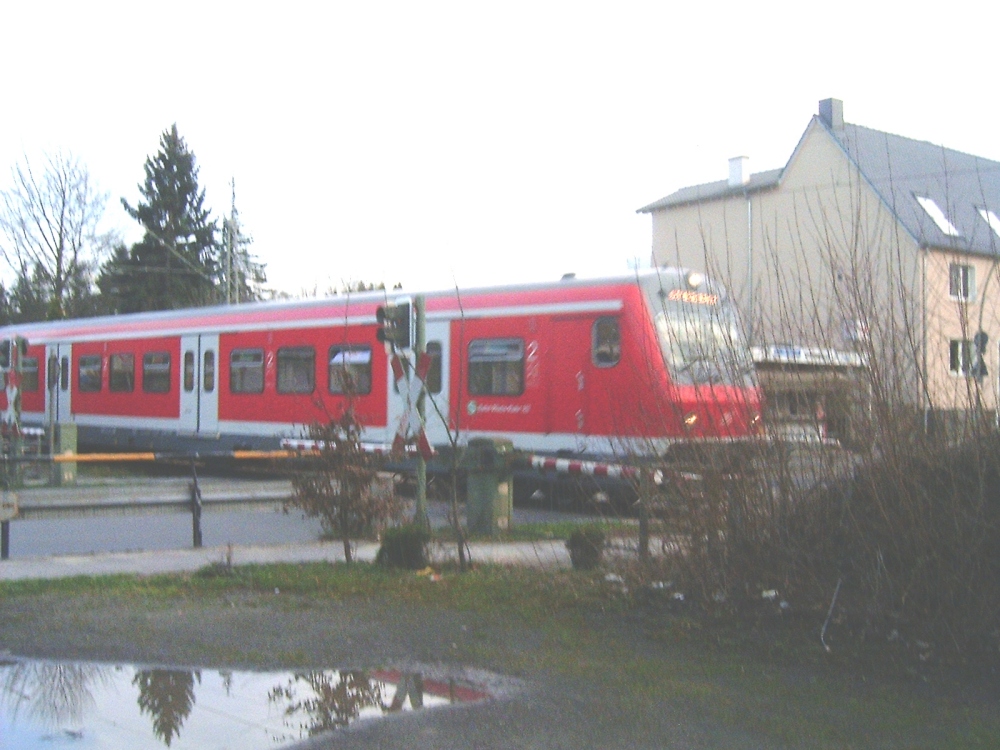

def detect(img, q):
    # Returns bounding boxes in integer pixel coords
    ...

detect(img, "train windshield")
[641,273,755,387]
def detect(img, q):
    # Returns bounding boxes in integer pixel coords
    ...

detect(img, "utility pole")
[225,179,237,304]
[414,294,429,528]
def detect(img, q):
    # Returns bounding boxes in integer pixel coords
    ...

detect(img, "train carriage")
[0,269,762,464]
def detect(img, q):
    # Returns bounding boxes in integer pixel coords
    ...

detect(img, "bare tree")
[0,152,115,319]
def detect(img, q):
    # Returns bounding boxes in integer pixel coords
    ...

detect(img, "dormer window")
[916,196,961,237]
[978,208,1000,239]
[949,263,976,301]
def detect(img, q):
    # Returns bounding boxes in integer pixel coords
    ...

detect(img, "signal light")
[375,301,413,350]
[0,337,29,370]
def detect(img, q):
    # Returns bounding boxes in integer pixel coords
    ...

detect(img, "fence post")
[190,460,203,548]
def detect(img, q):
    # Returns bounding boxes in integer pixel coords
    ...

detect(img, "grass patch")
[433,518,632,543]
[0,562,997,748]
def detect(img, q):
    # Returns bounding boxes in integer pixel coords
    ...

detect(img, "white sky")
[2,1,999,297]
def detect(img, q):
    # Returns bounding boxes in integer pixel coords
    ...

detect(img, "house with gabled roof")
[638,99,1000,436]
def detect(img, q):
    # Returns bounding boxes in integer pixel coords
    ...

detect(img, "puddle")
[0,657,494,748]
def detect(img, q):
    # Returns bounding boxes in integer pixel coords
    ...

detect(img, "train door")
[385,323,450,448]
[423,322,450,446]
[548,317,591,438]
[44,343,73,423]
[179,334,220,435]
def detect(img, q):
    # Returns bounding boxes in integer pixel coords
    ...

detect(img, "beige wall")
[923,249,1000,411]
[649,120,926,404]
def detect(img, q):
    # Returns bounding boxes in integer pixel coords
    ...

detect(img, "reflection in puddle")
[0,658,491,748]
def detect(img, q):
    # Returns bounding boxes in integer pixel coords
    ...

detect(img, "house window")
[328,345,372,395]
[142,352,171,393]
[592,317,621,367]
[949,339,973,376]
[109,353,134,393]
[230,348,264,394]
[979,208,1000,239]
[949,263,976,301]
[277,346,315,394]
[78,355,102,392]
[916,196,961,237]
[468,338,524,396]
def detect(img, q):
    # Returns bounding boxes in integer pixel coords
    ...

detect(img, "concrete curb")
[0,539,572,581]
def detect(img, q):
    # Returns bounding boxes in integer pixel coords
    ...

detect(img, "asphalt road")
[3,479,590,559]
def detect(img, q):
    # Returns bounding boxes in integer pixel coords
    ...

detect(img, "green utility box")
[53,423,77,486]
[463,438,514,536]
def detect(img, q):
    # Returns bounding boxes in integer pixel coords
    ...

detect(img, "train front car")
[637,269,762,456]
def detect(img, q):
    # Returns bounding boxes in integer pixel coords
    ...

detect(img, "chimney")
[728,156,750,188]
[818,98,844,131]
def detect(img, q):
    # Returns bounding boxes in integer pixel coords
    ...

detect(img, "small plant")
[195,544,236,579]
[376,524,431,570]
[567,524,605,570]
[286,409,402,563]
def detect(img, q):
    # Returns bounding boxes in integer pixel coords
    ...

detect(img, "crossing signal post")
[972,331,989,380]
[378,297,430,527]
[376,300,413,350]
[413,295,428,528]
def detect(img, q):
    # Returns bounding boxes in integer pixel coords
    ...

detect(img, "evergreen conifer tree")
[102,125,218,312]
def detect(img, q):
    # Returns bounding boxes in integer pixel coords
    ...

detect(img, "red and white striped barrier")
[280,439,425,457]
[526,454,642,481]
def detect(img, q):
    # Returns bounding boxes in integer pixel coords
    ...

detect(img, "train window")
[230,349,264,394]
[328,345,372,395]
[592,317,621,367]
[109,353,134,393]
[143,352,171,393]
[78,355,102,392]
[426,341,442,394]
[60,356,69,391]
[183,351,195,392]
[20,357,39,392]
[277,347,315,394]
[468,338,524,396]
[204,350,215,393]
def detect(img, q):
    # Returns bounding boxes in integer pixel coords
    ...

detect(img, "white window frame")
[949,339,973,376]
[949,263,976,302]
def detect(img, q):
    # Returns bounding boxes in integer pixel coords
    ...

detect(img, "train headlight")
[686,271,705,289]
[750,412,763,434]
[683,412,698,429]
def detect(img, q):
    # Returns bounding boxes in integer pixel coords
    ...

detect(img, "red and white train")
[0,268,761,465]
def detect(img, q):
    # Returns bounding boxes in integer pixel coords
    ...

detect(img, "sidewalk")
[0,538,572,581]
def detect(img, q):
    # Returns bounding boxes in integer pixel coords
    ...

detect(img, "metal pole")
[637,471,650,564]
[1,520,8,560]
[48,355,58,486]
[414,294,429,528]
[190,460,203,548]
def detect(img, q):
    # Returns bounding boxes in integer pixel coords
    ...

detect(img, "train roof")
[0,268,702,344]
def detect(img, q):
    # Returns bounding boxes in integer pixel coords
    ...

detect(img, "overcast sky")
[2,1,998,297]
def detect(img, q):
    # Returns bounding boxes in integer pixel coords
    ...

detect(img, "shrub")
[567,525,605,570]
[286,410,403,563]
[376,524,431,570]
